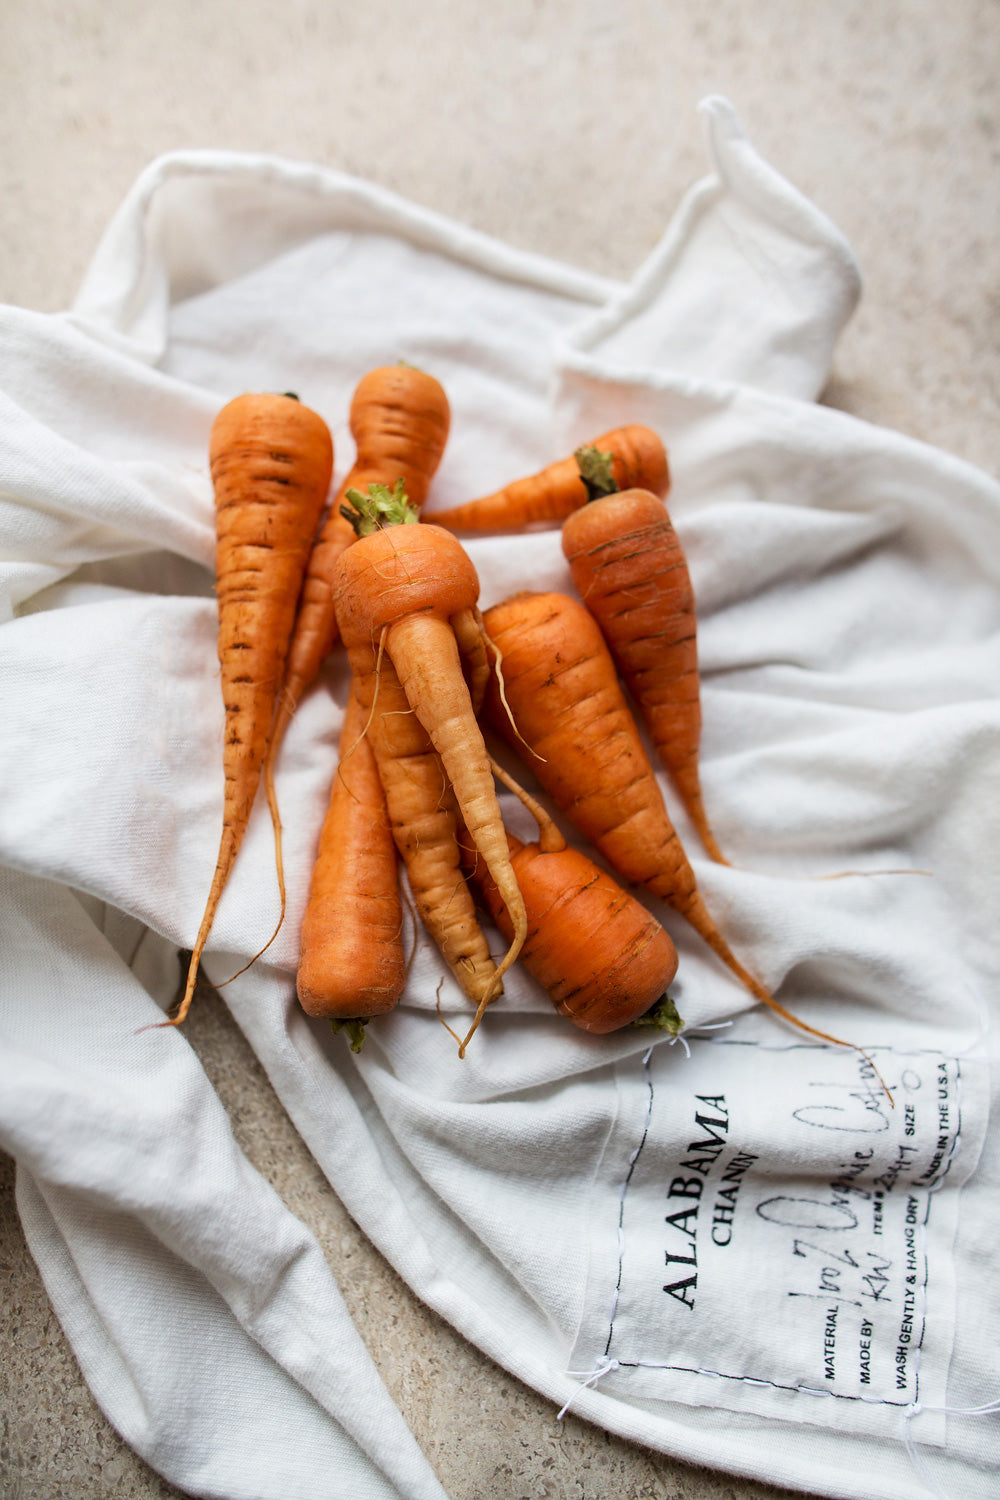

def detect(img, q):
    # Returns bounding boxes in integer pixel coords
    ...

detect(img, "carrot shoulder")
[562,448,726,864]
[172,392,333,1025]
[333,487,527,1050]
[296,684,406,1024]
[428,424,668,533]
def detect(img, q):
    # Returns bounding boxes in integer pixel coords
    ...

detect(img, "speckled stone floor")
[2,4,997,1497]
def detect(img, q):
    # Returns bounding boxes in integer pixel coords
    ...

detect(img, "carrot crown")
[574,445,618,503]
[331,1017,370,1052]
[633,994,684,1036]
[340,478,420,536]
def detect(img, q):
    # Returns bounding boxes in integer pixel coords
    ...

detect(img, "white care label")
[571,1026,988,1444]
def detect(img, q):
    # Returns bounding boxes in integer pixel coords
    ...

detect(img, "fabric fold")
[2,868,449,1500]
[2,97,997,1500]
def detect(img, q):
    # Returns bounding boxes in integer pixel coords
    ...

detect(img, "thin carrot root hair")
[482,619,545,763]
[261,688,298,939]
[457,894,525,1057]
[452,606,492,715]
[455,756,564,1058]
[487,756,565,853]
[458,986,496,1058]
[216,735,290,989]
[435,977,466,1049]
[212,913,283,989]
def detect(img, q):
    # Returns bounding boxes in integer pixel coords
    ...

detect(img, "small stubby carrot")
[464,825,680,1034]
[262,364,451,927]
[333,483,527,1052]
[428,424,669,533]
[171,392,333,1026]
[296,685,406,1031]
[562,445,726,864]
[481,590,874,1064]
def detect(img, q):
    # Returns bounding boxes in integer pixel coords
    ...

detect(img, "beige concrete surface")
[1,3,997,1498]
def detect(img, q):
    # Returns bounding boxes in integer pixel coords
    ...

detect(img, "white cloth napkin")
[2,96,998,1500]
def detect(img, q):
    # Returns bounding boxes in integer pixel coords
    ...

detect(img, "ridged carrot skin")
[172,392,333,1025]
[481,590,799,1023]
[483,589,893,1087]
[482,591,700,912]
[467,831,679,1033]
[296,687,406,1020]
[428,424,668,533]
[333,519,527,1038]
[562,485,727,864]
[277,365,451,715]
[350,637,499,1009]
[262,364,450,953]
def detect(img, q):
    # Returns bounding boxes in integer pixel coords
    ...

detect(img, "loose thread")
[556,1356,621,1420]
[595,1031,986,1497]
[902,1395,1000,1500]
[604,1049,656,1348]
[666,1019,735,1061]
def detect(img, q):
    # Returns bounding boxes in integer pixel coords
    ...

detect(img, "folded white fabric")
[2,96,997,1500]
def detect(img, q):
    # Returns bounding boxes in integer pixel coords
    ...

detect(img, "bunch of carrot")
[176,366,880,1085]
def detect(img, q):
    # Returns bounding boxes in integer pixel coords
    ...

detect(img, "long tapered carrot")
[562,446,726,864]
[427,424,668,533]
[481,589,880,1066]
[262,364,450,932]
[333,483,526,1049]
[296,685,406,1026]
[464,826,680,1034]
[170,392,333,1026]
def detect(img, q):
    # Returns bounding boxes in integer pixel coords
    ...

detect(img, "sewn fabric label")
[571,1024,987,1445]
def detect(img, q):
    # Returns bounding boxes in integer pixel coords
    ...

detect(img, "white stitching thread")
[560,1037,991,1499]
[591,1038,967,1412]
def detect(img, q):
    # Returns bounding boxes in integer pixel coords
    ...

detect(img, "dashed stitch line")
[601,1358,920,1410]
[603,1045,655,1358]
[595,1039,966,1413]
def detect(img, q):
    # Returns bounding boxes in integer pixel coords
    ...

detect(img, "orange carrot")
[333,483,526,1051]
[562,445,726,864]
[465,826,680,1034]
[263,364,450,928]
[481,590,872,1061]
[170,392,333,1026]
[352,629,500,1018]
[296,685,406,1030]
[428,424,668,533]
[273,365,450,731]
